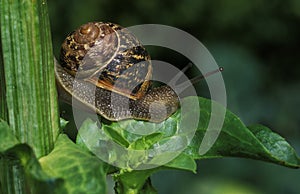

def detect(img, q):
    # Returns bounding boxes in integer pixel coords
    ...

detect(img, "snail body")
[55,22,179,122]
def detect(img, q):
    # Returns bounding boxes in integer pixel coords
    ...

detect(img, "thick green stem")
[0,0,59,158]
[0,0,59,193]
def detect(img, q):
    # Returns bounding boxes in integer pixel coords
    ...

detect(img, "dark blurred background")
[48,0,300,193]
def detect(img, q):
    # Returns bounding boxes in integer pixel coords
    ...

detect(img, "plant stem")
[0,0,59,159]
[0,157,26,194]
[0,0,59,193]
[0,39,8,121]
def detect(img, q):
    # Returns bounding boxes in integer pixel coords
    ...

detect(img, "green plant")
[0,1,299,194]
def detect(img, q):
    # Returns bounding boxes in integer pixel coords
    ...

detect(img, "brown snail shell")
[55,22,179,122]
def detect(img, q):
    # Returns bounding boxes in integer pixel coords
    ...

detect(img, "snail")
[55,22,179,122]
[55,22,222,122]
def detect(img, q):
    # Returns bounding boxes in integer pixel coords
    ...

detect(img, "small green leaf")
[114,169,157,194]
[102,124,130,147]
[59,118,69,130]
[164,153,197,173]
[129,133,163,150]
[40,134,108,194]
[2,144,66,194]
[75,119,101,151]
[0,121,65,193]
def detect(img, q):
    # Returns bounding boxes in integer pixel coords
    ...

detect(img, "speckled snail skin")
[55,22,179,122]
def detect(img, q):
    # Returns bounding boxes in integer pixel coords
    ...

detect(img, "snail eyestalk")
[189,67,224,85]
[173,67,224,94]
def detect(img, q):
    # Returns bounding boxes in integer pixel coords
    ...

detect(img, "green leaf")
[114,169,158,194]
[39,134,108,194]
[102,123,130,147]
[248,124,300,167]
[0,121,65,194]
[164,153,197,173]
[184,97,300,168]
[129,133,163,150]
[2,144,66,194]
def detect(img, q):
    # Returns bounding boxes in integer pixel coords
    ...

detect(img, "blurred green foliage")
[48,0,300,193]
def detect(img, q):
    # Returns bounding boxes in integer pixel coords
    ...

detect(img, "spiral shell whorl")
[74,22,100,44]
[60,22,118,78]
